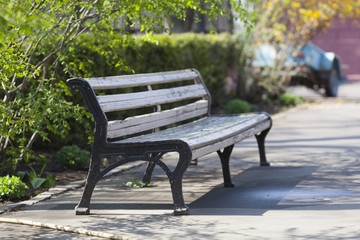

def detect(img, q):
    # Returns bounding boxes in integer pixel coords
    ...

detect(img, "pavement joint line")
[0,217,134,240]
[0,161,145,214]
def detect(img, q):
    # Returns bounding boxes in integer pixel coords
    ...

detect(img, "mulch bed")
[0,157,88,208]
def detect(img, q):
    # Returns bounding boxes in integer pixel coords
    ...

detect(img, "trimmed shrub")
[225,99,252,114]
[56,145,90,170]
[60,33,245,108]
[278,93,304,106]
[0,175,28,200]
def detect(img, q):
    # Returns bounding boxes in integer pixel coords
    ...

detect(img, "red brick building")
[311,18,360,82]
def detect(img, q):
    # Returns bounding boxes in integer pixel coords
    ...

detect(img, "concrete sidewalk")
[1,82,360,239]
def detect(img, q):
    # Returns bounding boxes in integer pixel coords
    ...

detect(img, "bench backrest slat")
[107,100,208,138]
[86,69,198,90]
[70,69,211,140]
[97,84,207,112]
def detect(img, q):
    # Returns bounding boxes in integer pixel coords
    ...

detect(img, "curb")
[0,217,134,240]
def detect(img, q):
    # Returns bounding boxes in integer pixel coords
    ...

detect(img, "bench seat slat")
[86,69,198,90]
[116,113,270,153]
[107,100,209,138]
[191,121,271,159]
[98,84,207,112]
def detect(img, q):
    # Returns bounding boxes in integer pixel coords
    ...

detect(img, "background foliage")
[56,145,90,170]
[62,33,252,106]
[36,32,257,150]
[2,0,359,177]
[0,0,250,175]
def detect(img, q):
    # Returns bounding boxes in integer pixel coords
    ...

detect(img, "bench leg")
[142,152,165,185]
[217,145,235,188]
[170,151,191,216]
[75,154,100,215]
[255,128,271,167]
[171,179,189,215]
[142,161,156,185]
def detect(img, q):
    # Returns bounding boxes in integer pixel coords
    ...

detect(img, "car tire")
[324,69,339,97]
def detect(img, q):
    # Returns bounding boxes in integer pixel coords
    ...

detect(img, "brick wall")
[311,18,360,81]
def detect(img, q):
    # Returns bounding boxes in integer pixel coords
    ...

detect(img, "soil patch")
[0,157,88,208]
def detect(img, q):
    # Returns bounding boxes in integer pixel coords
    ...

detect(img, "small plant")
[125,180,150,188]
[25,165,55,191]
[278,93,304,106]
[0,175,28,200]
[225,99,252,114]
[56,145,90,170]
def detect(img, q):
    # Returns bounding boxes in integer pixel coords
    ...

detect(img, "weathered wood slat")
[107,100,209,138]
[98,84,207,112]
[118,114,269,143]
[86,69,198,90]
[117,114,271,150]
[98,84,206,104]
[191,121,271,159]
[184,115,269,149]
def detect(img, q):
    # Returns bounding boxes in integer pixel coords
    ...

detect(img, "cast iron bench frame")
[66,69,272,215]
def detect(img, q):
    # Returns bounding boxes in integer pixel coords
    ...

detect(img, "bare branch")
[29,0,46,16]
[19,130,39,160]
[51,25,90,77]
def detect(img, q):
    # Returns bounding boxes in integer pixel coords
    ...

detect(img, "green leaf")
[125,181,134,187]
[16,171,26,180]
[31,178,46,190]
[46,174,56,188]
[26,170,37,182]
[125,180,150,188]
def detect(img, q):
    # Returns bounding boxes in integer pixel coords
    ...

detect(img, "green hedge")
[41,33,254,149]
[61,33,247,108]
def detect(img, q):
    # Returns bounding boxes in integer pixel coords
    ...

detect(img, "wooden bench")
[66,69,272,215]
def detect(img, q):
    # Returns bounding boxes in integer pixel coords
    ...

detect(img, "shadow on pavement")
[189,166,319,215]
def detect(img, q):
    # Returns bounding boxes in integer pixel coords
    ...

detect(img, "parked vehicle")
[253,43,347,97]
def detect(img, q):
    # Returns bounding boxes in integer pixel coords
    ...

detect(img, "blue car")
[253,43,346,97]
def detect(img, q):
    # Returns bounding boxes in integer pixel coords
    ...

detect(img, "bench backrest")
[67,69,211,140]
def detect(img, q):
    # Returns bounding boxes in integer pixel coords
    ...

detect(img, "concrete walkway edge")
[0,217,131,240]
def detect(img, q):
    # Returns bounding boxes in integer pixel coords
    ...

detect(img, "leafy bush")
[225,99,252,114]
[278,93,304,106]
[56,145,90,170]
[0,175,28,200]
[25,165,55,190]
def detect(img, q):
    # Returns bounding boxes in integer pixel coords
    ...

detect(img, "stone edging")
[0,217,134,240]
